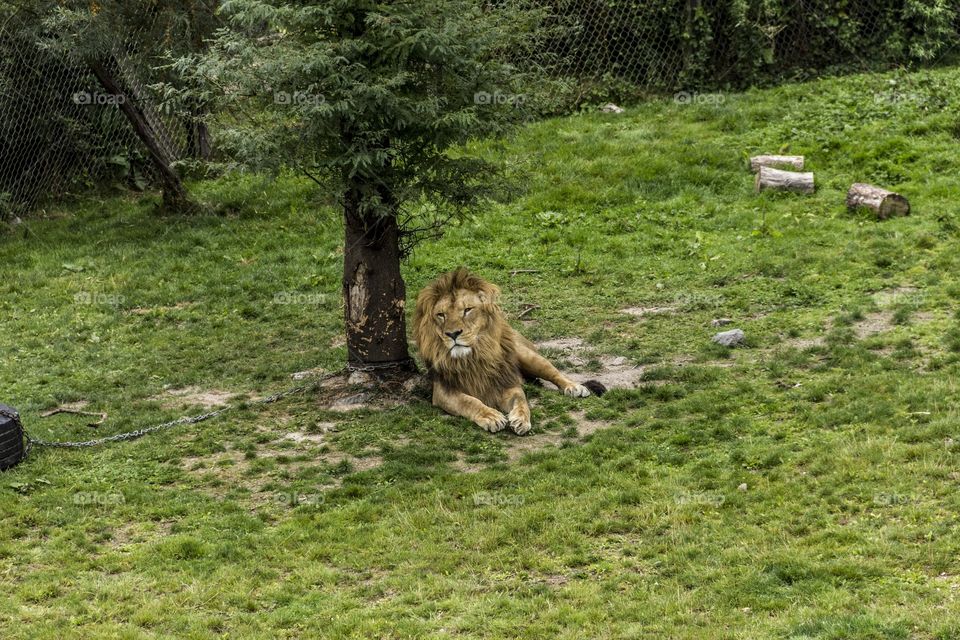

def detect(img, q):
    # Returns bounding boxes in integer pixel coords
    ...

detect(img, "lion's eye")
[463,307,473,316]
[436,313,445,321]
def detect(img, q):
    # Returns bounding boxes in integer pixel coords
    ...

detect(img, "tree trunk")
[87,57,197,213]
[755,166,815,194]
[846,183,910,219]
[187,101,212,160]
[187,120,212,160]
[342,185,415,372]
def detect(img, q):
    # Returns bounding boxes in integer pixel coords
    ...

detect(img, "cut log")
[846,183,910,219]
[749,154,804,172]
[755,166,815,194]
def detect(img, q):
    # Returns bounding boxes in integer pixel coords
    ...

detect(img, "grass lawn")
[4,65,960,638]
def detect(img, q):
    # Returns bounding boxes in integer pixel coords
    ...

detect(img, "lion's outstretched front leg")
[516,342,594,397]
[497,386,532,436]
[432,382,509,433]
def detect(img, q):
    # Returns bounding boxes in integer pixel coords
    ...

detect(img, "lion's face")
[413,268,506,369]
[425,289,490,359]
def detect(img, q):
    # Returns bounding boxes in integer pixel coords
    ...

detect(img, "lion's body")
[413,268,605,434]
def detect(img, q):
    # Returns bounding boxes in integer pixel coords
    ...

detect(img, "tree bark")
[187,119,212,160]
[342,184,415,371]
[87,57,197,212]
[186,99,212,160]
[749,154,804,173]
[846,183,910,219]
[755,166,815,194]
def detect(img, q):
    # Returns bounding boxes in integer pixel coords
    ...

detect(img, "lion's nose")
[445,330,463,340]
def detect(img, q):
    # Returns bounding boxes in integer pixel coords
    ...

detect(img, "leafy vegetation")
[536,0,960,96]
[4,65,960,637]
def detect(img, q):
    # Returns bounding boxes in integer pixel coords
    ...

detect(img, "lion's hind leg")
[515,342,606,397]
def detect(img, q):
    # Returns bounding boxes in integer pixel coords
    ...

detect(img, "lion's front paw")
[507,406,532,436]
[563,383,592,398]
[475,407,509,433]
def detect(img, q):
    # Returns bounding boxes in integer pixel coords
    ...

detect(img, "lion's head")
[413,268,514,376]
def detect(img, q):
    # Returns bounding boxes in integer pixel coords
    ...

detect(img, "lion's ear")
[478,282,501,305]
[413,288,435,326]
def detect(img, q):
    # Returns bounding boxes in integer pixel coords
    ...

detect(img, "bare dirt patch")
[619,306,676,317]
[109,519,175,550]
[451,456,488,473]
[872,286,921,308]
[854,311,895,339]
[536,337,586,351]
[504,430,566,462]
[780,335,826,350]
[570,410,613,437]
[283,430,328,444]
[291,367,328,381]
[158,386,237,410]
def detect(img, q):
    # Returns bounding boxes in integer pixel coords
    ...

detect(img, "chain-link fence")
[0,31,184,216]
[0,2,214,218]
[2,0,958,218]
[535,0,960,101]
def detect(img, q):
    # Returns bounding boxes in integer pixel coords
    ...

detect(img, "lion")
[413,268,606,435]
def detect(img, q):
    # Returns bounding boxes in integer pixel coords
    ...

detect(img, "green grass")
[4,65,960,638]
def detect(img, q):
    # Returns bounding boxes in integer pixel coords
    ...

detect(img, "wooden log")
[749,154,804,172]
[755,166,815,194]
[846,183,910,219]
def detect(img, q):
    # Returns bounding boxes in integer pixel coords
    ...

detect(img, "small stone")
[347,371,372,386]
[711,318,733,327]
[712,329,745,347]
[600,103,625,114]
[946,438,955,448]
[291,367,325,381]
[330,393,371,411]
[737,483,748,492]
[609,356,628,366]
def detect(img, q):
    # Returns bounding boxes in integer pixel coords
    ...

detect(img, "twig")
[40,408,108,428]
[516,304,540,319]
[510,269,540,276]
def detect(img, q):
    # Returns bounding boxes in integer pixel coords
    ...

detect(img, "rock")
[711,318,733,327]
[609,356,628,367]
[291,367,325,381]
[737,483,748,492]
[330,393,371,411]
[601,103,624,114]
[402,375,426,394]
[712,329,745,347]
[347,371,372,386]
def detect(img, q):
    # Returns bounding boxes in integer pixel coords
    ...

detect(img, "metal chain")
[345,358,417,374]
[22,370,344,451]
